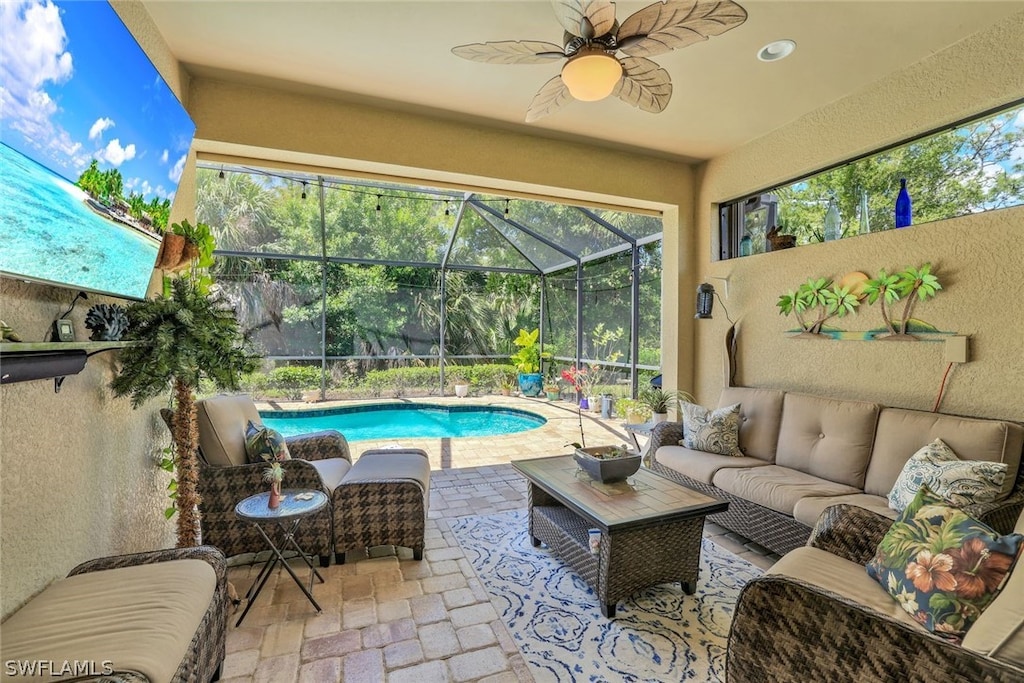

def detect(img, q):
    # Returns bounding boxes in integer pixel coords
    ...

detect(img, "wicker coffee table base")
[528,486,704,617]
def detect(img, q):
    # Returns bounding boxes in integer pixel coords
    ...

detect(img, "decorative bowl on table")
[573,445,641,483]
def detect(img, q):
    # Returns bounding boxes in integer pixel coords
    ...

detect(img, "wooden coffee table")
[513,454,728,617]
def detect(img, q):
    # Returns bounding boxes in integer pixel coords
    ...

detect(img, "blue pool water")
[261,404,546,442]
[0,142,158,298]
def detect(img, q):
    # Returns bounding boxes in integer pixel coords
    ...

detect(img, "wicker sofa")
[727,504,1024,682]
[649,387,1024,555]
[0,546,227,683]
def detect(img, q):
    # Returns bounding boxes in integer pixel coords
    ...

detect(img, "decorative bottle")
[895,178,912,228]
[823,197,841,241]
[739,233,752,257]
[858,189,871,235]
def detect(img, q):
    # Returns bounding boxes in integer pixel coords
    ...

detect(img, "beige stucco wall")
[692,12,1024,420]
[0,2,184,620]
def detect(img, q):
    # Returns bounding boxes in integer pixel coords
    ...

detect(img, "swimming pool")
[260,403,546,442]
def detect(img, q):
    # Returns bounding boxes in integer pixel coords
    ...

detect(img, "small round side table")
[233,488,328,627]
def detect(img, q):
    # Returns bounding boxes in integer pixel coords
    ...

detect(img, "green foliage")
[509,328,550,374]
[637,388,693,414]
[268,365,323,399]
[776,277,861,334]
[111,277,259,406]
[158,447,177,519]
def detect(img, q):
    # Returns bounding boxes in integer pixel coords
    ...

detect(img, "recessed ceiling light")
[757,39,796,62]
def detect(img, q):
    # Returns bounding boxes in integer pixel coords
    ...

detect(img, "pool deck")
[255,395,635,472]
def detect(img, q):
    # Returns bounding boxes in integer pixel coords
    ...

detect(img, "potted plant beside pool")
[544,382,560,401]
[448,368,470,398]
[509,328,549,397]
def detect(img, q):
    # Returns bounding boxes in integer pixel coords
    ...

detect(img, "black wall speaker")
[0,350,88,385]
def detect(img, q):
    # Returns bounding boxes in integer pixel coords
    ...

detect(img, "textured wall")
[691,12,1024,418]
[0,280,176,619]
[0,1,185,620]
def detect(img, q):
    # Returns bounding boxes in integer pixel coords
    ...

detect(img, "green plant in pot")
[509,328,550,397]
[638,388,694,423]
[112,222,257,548]
[447,367,470,398]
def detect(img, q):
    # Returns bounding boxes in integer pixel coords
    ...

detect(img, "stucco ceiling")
[141,0,1023,162]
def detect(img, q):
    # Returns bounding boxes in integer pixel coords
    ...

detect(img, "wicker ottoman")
[332,448,431,563]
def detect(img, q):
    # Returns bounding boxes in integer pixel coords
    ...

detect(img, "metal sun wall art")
[777,264,953,342]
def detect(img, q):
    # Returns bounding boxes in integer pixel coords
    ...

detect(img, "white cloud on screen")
[88,116,114,140]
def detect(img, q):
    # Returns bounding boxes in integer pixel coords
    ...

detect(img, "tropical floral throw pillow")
[888,438,1006,512]
[244,420,291,464]
[679,402,742,456]
[867,485,1022,640]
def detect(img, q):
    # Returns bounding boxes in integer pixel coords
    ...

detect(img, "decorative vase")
[268,482,282,509]
[650,412,668,424]
[517,372,542,397]
[895,178,912,228]
[824,197,841,241]
[454,383,469,398]
[600,396,614,419]
[588,396,600,412]
[546,391,559,401]
[579,397,589,410]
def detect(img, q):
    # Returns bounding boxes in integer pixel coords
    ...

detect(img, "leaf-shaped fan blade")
[452,41,566,65]
[612,56,672,113]
[618,0,748,57]
[526,75,573,122]
[552,0,616,39]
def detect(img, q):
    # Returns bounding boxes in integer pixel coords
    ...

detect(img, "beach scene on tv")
[0,0,195,300]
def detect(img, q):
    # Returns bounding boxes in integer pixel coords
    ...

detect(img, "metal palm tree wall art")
[452,0,747,122]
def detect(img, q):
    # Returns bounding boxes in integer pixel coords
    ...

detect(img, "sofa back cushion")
[196,394,262,467]
[864,408,1024,498]
[776,393,880,488]
[718,387,785,462]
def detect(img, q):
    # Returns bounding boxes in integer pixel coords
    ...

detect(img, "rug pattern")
[450,510,762,682]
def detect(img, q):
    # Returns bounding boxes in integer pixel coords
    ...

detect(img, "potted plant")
[499,374,516,397]
[263,461,284,509]
[544,382,560,401]
[638,388,694,423]
[616,397,652,424]
[111,223,257,548]
[509,328,549,397]
[448,367,470,398]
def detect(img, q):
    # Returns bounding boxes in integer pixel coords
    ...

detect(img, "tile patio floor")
[221,396,780,682]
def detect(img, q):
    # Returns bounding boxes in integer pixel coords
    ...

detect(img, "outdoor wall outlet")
[944,335,969,364]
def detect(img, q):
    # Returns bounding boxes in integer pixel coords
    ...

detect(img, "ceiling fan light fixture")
[757,39,796,62]
[560,50,622,102]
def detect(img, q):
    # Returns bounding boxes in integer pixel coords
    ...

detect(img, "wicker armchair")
[727,505,1024,683]
[181,394,352,566]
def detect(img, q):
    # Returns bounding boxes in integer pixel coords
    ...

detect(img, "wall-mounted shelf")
[0,341,140,392]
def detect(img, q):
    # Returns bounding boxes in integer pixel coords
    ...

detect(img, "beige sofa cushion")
[655,445,771,484]
[310,458,352,491]
[712,465,861,516]
[864,407,1024,498]
[0,559,215,683]
[197,394,262,467]
[766,546,924,632]
[962,510,1024,668]
[345,449,430,489]
[792,493,897,528]
[718,387,785,462]
[776,393,880,488]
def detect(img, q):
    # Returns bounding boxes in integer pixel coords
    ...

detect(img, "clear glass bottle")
[895,178,912,228]
[823,196,841,241]
[858,189,871,235]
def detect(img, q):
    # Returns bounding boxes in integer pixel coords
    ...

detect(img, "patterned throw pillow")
[244,420,291,464]
[866,485,1022,641]
[678,402,742,456]
[888,438,1006,512]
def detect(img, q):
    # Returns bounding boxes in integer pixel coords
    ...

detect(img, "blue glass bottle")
[739,233,752,257]
[895,178,912,228]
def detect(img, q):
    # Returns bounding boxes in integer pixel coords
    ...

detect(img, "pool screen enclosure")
[196,163,662,400]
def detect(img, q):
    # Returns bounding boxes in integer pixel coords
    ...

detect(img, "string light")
[445,200,450,217]
[504,199,510,216]
[376,195,382,212]
[218,166,225,180]
[301,181,307,200]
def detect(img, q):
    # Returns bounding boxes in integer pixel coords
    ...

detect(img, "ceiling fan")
[452,0,747,122]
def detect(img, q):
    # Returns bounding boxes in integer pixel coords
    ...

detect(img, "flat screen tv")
[0,0,195,300]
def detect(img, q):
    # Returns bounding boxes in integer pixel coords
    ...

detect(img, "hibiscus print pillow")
[866,484,1023,640]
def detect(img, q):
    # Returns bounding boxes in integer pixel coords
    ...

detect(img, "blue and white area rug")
[450,509,763,682]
